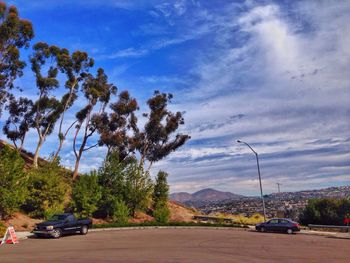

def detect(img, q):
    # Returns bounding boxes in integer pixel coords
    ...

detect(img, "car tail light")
[293,223,300,228]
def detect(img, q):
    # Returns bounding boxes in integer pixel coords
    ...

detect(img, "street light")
[237,140,267,221]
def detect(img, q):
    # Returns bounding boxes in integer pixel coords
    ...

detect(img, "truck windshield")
[49,215,68,221]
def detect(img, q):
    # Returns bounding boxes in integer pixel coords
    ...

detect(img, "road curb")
[90,226,249,232]
[15,226,349,240]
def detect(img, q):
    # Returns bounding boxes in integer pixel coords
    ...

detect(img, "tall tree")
[94,90,138,160]
[153,170,169,205]
[123,160,153,217]
[53,49,94,160]
[152,170,170,223]
[30,42,62,167]
[3,96,33,150]
[72,68,116,179]
[0,2,34,115]
[132,91,190,170]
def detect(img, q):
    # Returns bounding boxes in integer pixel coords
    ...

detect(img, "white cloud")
[153,1,350,194]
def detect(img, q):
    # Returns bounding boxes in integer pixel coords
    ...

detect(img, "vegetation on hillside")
[0,2,189,224]
[299,198,350,226]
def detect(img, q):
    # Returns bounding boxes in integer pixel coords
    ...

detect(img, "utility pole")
[277,183,282,193]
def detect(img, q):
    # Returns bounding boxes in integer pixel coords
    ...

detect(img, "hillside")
[2,201,199,231]
[170,188,243,205]
[0,139,46,168]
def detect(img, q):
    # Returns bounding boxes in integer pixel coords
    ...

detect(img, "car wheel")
[260,227,266,232]
[52,228,62,238]
[287,228,293,234]
[80,225,88,235]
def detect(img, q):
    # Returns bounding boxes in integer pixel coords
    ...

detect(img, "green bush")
[96,152,126,218]
[113,199,130,224]
[153,171,169,205]
[97,152,153,218]
[0,221,7,237]
[0,145,27,219]
[300,198,350,225]
[72,173,102,217]
[22,159,71,219]
[123,161,153,217]
[152,171,170,223]
[153,202,170,224]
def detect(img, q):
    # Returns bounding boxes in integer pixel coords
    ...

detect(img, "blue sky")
[2,0,350,195]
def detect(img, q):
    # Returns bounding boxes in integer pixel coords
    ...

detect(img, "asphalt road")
[0,228,349,263]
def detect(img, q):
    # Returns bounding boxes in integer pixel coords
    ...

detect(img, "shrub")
[123,161,153,217]
[0,221,7,237]
[153,171,169,205]
[153,202,170,223]
[113,199,130,224]
[300,198,350,225]
[22,159,71,219]
[72,173,102,217]
[96,152,126,218]
[0,145,27,219]
[97,152,153,218]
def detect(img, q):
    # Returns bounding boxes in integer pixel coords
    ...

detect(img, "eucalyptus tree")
[53,50,94,160]
[93,90,138,161]
[2,96,33,151]
[30,42,63,167]
[132,91,190,170]
[0,2,34,115]
[72,68,116,179]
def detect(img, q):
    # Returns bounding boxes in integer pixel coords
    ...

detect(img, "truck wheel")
[80,225,88,235]
[52,228,62,238]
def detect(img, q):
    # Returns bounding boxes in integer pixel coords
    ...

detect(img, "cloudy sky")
[2,0,350,195]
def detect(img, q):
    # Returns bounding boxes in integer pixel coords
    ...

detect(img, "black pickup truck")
[33,213,92,238]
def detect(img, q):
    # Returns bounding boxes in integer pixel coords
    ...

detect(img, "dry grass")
[212,212,265,225]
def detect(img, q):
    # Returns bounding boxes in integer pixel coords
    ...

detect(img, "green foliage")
[153,202,170,224]
[113,199,129,224]
[3,96,33,149]
[0,221,6,237]
[22,159,71,219]
[300,198,350,225]
[71,173,102,217]
[0,145,27,219]
[96,152,153,218]
[97,152,126,218]
[134,90,190,165]
[93,221,249,229]
[0,2,34,114]
[123,161,153,217]
[153,170,169,205]
[152,171,170,223]
[72,68,117,179]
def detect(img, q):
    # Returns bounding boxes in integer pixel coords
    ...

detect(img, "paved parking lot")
[0,228,349,262]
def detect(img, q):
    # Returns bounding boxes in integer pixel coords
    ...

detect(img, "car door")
[278,219,289,232]
[267,219,279,232]
[63,215,77,233]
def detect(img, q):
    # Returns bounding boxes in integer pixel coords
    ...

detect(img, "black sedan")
[256,218,300,234]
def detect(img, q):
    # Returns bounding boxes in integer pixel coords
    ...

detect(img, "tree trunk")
[72,156,81,180]
[53,139,64,160]
[33,137,44,168]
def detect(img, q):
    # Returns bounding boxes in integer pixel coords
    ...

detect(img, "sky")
[1,0,350,195]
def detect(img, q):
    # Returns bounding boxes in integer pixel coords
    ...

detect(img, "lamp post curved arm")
[237,140,267,221]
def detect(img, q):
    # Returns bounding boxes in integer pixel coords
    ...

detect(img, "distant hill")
[170,188,243,205]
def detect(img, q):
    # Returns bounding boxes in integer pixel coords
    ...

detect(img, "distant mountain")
[170,188,243,205]
[169,192,193,203]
